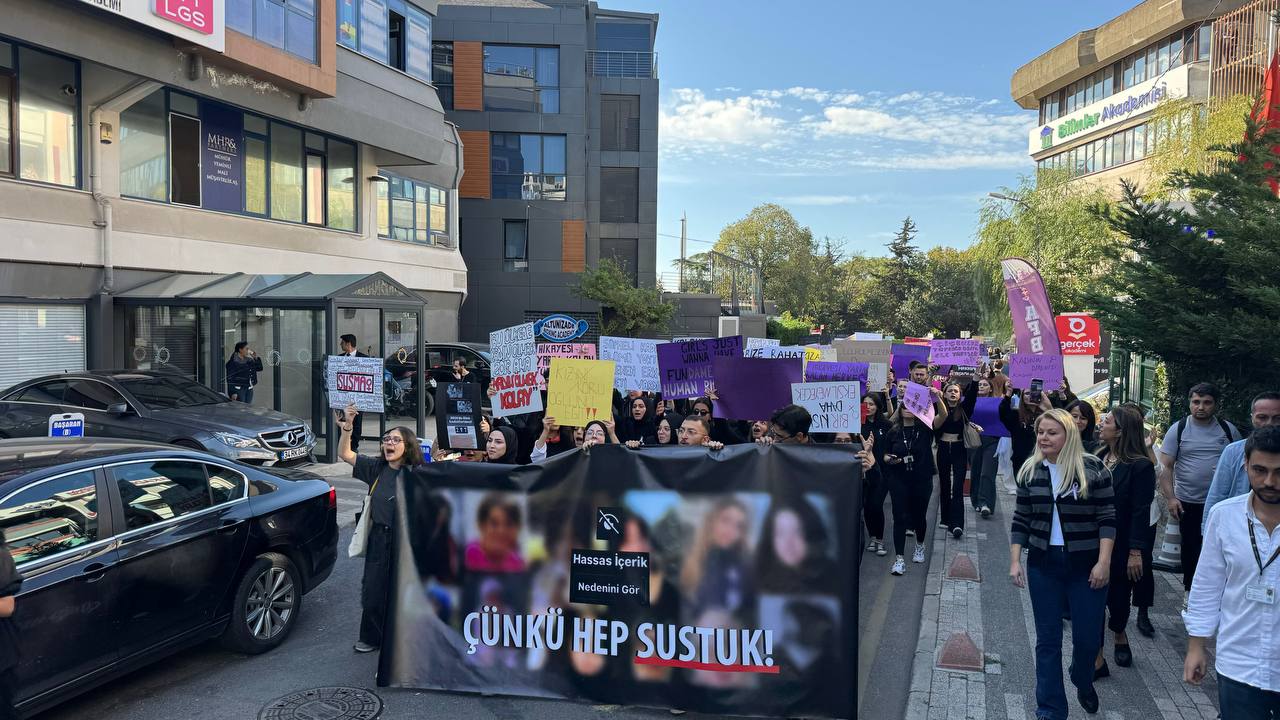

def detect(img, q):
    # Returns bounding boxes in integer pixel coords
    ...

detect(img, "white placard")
[326,355,385,412]
[791,382,861,434]
[599,336,662,392]
[867,362,889,392]
[743,337,781,357]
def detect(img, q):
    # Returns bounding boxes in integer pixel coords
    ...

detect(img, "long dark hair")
[388,426,425,466]
[755,494,831,582]
[1067,400,1098,443]
[1105,405,1153,465]
[657,412,684,445]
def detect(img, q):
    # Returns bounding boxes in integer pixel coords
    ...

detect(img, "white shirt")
[1046,461,1066,546]
[1184,492,1280,691]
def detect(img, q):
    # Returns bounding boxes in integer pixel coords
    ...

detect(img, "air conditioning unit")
[718,316,740,337]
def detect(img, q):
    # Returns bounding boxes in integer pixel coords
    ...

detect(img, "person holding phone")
[884,363,947,576]
[225,341,263,404]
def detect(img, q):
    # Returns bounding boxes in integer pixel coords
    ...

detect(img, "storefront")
[113,272,428,461]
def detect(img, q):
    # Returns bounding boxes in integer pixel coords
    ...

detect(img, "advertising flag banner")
[600,337,662,392]
[1000,258,1061,356]
[545,358,616,428]
[490,323,541,418]
[656,336,744,400]
[791,382,862,434]
[709,356,803,421]
[1008,354,1065,391]
[382,444,863,719]
[326,355,385,412]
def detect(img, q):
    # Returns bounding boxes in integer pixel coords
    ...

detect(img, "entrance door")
[278,309,325,455]
[383,310,418,430]
[220,308,275,407]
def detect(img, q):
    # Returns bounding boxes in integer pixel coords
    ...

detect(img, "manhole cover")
[259,687,383,720]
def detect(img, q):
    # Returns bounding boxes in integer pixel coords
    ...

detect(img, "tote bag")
[347,474,382,558]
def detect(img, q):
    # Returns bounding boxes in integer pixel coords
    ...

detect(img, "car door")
[107,458,250,660]
[62,378,166,443]
[0,380,72,439]
[3,468,121,705]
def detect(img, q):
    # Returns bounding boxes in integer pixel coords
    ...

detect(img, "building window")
[596,21,650,52]
[1198,24,1211,62]
[491,133,566,200]
[376,171,450,246]
[120,90,167,200]
[169,113,202,207]
[503,220,528,272]
[228,0,316,62]
[1037,120,1167,179]
[2,45,79,187]
[339,0,433,83]
[600,167,638,223]
[0,71,11,176]
[601,95,640,151]
[483,45,559,113]
[601,238,638,285]
[432,42,453,109]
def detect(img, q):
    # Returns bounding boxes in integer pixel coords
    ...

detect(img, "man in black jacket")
[339,334,368,452]
[225,341,263,404]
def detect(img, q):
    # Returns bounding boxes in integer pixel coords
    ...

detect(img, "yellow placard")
[546,357,616,428]
[804,347,823,362]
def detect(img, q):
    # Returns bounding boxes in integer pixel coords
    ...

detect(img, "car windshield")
[118,376,228,409]
[479,351,491,362]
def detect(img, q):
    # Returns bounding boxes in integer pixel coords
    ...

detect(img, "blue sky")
[600,1,1132,280]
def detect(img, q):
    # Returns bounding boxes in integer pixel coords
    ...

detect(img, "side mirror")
[107,402,130,416]
[475,359,489,370]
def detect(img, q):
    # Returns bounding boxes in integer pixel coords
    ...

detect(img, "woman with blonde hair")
[680,497,756,619]
[1009,408,1116,719]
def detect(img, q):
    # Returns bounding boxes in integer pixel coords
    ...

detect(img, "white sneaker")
[891,557,906,575]
[980,506,992,518]
[865,539,878,553]
[913,544,927,563]
[906,529,915,537]
[938,521,949,529]
[875,540,888,556]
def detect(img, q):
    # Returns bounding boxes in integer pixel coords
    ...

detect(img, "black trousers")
[863,470,889,540]
[360,523,393,646]
[1132,524,1156,609]
[1104,544,1153,637]
[889,468,932,556]
[0,668,15,720]
[1180,502,1205,592]
[936,440,968,532]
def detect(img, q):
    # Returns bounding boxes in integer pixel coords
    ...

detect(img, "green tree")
[1089,116,1280,424]
[861,217,930,336]
[571,259,676,337]
[1144,94,1253,195]
[714,204,816,316]
[919,246,983,338]
[766,311,812,345]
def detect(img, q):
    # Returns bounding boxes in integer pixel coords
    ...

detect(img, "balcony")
[587,51,657,79]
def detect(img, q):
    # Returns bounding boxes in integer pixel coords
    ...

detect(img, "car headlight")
[213,432,263,449]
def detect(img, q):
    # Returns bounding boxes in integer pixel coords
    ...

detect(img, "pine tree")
[1090,115,1280,423]
[867,217,928,336]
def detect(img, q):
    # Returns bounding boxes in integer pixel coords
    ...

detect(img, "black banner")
[434,382,483,450]
[380,444,863,718]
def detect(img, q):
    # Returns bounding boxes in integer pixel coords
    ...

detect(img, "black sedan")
[0,438,338,718]
[0,371,316,465]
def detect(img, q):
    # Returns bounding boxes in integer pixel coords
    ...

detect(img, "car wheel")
[222,552,302,655]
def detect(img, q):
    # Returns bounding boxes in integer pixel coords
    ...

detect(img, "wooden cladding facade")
[458,130,491,199]
[453,41,485,111]
[561,220,586,272]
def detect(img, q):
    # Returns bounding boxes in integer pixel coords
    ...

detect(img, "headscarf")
[617,396,657,443]
[584,420,615,444]
[486,425,521,464]
[657,412,684,445]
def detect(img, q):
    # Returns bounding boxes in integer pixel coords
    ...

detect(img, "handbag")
[347,474,381,559]
[963,422,983,450]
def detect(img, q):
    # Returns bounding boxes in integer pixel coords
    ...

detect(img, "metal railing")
[1210,0,1279,100]
[668,251,763,314]
[587,51,657,78]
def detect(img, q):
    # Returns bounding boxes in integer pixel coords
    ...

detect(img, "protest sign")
[710,355,803,420]
[805,345,836,362]
[853,332,883,341]
[743,336,781,358]
[867,362,889,391]
[791,381,861,433]
[489,322,540,418]
[384,444,863,719]
[656,336,744,399]
[804,361,869,397]
[972,397,1010,438]
[834,339,891,366]
[901,382,936,426]
[1008,353,1065,391]
[762,345,808,360]
[435,382,483,450]
[326,355,385,412]
[929,339,981,366]
[546,358,616,427]
[599,337,661,392]
[537,342,597,374]
[890,344,930,379]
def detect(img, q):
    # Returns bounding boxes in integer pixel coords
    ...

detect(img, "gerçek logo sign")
[1055,314,1101,356]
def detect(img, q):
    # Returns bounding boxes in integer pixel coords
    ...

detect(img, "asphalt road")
[35,486,931,720]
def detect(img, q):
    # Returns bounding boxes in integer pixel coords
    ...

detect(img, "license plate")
[281,447,309,460]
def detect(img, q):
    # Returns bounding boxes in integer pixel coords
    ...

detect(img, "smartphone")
[1029,378,1044,405]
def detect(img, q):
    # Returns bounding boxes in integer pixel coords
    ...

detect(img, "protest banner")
[537,342,598,374]
[489,322,541,418]
[600,337,662,392]
[804,361,869,397]
[435,382,483,450]
[901,382,936,426]
[383,444,862,719]
[929,339,981,366]
[743,336,781,358]
[1008,353,1065,391]
[710,355,803,421]
[761,345,808,360]
[834,339,890,366]
[326,355,385,412]
[890,344,930,379]
[656,336,744,400]
[971,397,1010,438]
[791,381,861,433]
[545,358,615,427]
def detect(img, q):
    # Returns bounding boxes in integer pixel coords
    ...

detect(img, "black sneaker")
[1077,687,1099,714]
[1136,612,1155,638]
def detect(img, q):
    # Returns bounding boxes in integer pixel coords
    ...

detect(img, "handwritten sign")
[1009,353,1065,391]
[326,355,385,412]
[930,339,981,366]
[805,345,836,362]
[546,358,616,427]
[743,336,781,358]
[599,336,661,392]
[762,345,808,360]
[901,382,936,426]
[656,336,744,400]
[867,362,889,392]
[805,361,869,397]
[489,322,539,417]
[791,382,861,433]
[489,370,543,419]
[834,339,891,366]
[536,342,597,389]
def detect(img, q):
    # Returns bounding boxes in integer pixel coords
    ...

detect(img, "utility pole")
[679,212,687,292]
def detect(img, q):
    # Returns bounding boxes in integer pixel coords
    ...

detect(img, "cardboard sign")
[599,336,662,392]
[804,345,836,362]
[546,358,616,427]
[537,342,597,374]
[853,332,883,341]
[656,336,744,400]
[901,382,936,426]
[805,361,869,397]
[761,345,809,360]
[834,339,891,366]
[435,382,483,450]
[743,337,781,358]
[1009,354,1065,391]
[710,355,803,421]
[326,355,385,412]
[972,397,1010,438]
[890,344,931,380]
[930,339,981,366]
[867,362,889,392]
[489,322,540,418]
[791,382,861,433]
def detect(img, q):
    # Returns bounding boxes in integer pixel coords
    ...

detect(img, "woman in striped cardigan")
[1009,408,1116,719]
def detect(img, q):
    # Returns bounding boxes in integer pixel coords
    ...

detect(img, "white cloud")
[776,194,880,206]
[784,86,830,103]
[831,92,864,106]
[660,88,788,152]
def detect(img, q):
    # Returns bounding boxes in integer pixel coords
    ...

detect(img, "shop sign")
[72,0,225,52]
[201,103,243,213]
[534,313,589,341]
[1055,313,1101,356]
[1029,63,1192,155]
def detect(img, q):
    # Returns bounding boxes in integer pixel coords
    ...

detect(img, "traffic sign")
[48,413,85,438]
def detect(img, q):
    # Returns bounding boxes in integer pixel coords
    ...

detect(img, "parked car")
[0,438,338,717]
[385,343,492,413]
[0,371,316,465]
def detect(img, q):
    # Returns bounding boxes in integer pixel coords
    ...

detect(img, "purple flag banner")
[1001,258,1061,356]
[1009,353,1065,391]
[710,355,803,420]
[891,343,930,379]
[656,336,744,400]
[972,397,1010,438]
[929,339,981,365]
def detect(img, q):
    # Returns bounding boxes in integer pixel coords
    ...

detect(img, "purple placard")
[1008,353,1065,390]
[656,336,744,400]
[891,344,930,379]
[805,361,869,396]
[901,381,936,426]
[200,102,243,214]
[710,355,803,421]
[930,339,981,365]
[972,397,1010,438]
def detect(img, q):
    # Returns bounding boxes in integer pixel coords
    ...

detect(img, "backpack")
[1172,415,1236,456]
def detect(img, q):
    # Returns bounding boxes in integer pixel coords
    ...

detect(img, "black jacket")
[1097,450,1156,553]
[225,353,263,387]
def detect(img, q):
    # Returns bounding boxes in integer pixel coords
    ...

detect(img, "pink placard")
[154,0,216,34]
[902,382,936,426]
[1008,354,1065,390]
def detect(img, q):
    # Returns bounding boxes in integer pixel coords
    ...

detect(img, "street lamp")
[987,192,1040,268]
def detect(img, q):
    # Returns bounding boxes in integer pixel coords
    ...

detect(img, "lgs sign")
[153,0,215,34]
[1055,314,1101,356]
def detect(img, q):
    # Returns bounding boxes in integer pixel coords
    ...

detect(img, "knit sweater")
[1010,455,1117,569]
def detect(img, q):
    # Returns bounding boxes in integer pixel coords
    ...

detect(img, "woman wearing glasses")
[337,404,428,654]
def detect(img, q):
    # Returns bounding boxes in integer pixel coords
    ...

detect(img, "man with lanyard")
[1158,382,1242,597]
[1184,425,1280,717]
[1204,391,1280,531]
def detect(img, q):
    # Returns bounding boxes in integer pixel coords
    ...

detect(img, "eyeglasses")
[381,436,404,446]
[676,428,700,436]
[766,428,792,441]
[691,409,711,416]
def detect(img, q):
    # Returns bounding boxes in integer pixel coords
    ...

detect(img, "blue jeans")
[1027,547,1108,720]
[230,385,254,404]
[1220,674,1280,720]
